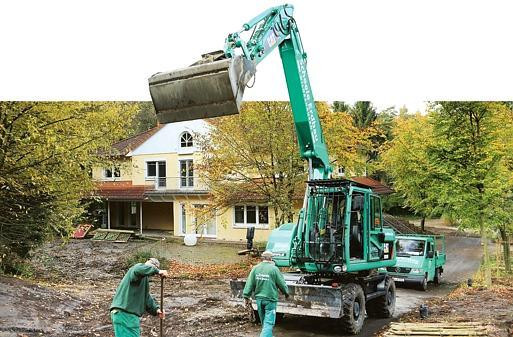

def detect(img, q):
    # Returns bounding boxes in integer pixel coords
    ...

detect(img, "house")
[92,121,392,242]
[92,120,301,242]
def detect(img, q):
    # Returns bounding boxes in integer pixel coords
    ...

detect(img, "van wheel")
[340,283,366,335]
[434,268,441,285]
[367,276,396,318]
[418,274,428,291]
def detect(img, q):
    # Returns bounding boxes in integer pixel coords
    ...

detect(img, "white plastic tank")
[183,233,198,246]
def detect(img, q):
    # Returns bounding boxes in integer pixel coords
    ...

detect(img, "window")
[234,205,269,228]
[180,160,194,187]
[104,166,120,179]
[146,161,166,178]
[180,132,193,148]
[370,196,382,230]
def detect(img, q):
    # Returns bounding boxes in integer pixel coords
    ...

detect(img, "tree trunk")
[420,217,426,232]
[479,208,492,287]
[499,227,511,274]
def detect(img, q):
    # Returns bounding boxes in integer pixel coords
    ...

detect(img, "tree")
[130,102,158,135]
[319,102,369,176]
[427,102,513,282]
[332,101,397,177]
[196,101,306,226]
[380,113,439,231]
[0,102,137,273]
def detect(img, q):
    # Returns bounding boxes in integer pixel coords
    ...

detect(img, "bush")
[122,250,168,271]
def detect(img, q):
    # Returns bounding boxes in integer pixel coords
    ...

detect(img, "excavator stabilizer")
[148,55,256,123]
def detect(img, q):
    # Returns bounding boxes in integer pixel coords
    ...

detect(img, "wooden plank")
[385,322,487,337]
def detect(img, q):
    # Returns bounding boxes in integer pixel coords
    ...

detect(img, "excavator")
[148,4,397,334]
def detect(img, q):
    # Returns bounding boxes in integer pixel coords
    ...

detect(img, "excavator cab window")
[349,194,364,259]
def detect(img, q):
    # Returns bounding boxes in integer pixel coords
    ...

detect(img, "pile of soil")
[396,279,513,337]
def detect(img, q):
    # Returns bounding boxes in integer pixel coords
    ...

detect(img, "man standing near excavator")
[110,258,168,337]
[243,250,289,337]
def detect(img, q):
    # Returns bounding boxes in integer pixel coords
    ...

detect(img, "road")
[260,235,482,337]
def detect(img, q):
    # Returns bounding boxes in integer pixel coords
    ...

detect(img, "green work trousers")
[256,299,277,337]
[111,309,141,337]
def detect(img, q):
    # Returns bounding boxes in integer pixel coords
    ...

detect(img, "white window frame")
[103,166,121,181]
[233,205,269,229]
[145,159,166,180]
[180,131,193,148]
[178,159,194,188]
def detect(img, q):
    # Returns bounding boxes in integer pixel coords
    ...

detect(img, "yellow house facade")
[93,120,300,243]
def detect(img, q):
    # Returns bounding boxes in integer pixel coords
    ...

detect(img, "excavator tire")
[340,283,366,335]
[367,276,396,318]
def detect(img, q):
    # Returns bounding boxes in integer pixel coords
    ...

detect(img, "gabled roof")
[108,125,164,157]
[350,176,394,195]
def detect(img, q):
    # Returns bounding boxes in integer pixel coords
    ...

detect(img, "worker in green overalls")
[110,258,168,337]
[243,251,289,337]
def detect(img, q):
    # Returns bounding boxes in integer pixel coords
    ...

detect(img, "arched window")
[180,132,193,148]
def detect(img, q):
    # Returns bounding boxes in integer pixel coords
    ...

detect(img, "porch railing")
[146,177,208,192]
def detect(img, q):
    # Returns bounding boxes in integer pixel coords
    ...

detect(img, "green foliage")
[130,102,158,135]
[196,101,306,225]
[380,102,513,276]
[0,102,137,273]
[122,249,168,271]
[381,113,438,219]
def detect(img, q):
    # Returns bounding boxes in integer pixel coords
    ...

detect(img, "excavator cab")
[148,53,256,123]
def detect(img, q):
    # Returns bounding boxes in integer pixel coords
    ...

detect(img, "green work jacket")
[243,261,289,302]
[110,263,160,316]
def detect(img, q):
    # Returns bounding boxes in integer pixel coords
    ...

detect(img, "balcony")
[145,177,209,194]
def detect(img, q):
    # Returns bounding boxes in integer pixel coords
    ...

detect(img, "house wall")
[131,152,205,189]
[172,199,303,243]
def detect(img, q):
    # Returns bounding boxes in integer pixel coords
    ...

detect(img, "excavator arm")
[148,4,331,179]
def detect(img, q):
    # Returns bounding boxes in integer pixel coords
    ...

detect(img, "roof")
[93,181,147,200]
[350,176,394,195]
[107,125,164,157]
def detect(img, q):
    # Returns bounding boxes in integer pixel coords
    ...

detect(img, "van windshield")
[397,239,425,256]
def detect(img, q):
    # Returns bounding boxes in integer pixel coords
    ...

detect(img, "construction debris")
[92,229,134,243]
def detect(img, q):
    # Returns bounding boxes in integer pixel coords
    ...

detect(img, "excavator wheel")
[367,276,396,318]
[340,283,366,335]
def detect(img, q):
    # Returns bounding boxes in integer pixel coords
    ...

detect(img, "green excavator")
[148,4,397,334]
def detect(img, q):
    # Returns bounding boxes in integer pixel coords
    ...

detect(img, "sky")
[1,0,512,114]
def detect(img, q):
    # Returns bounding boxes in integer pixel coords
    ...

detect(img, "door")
[179,203,187,235]
[349,193,365,259]
[368,195,384,261]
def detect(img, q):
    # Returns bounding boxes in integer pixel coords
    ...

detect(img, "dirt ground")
[0,239,255,337]
[396,280,513,337]
[0,232,487,337]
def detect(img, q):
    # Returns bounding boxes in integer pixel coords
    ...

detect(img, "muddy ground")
[0,230,483,337]
[398,278,513,337]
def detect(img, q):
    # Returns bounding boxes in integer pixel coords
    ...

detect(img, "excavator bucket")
[148,53,256,123]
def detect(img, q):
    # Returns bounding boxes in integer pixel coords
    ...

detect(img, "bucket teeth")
[148,55,256,124]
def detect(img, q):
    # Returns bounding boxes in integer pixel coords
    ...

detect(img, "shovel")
[160,276,164,337]
[148,54,256,124]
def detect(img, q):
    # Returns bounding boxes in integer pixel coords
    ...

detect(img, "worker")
[243,250,289,337]
[110,258,168,337]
